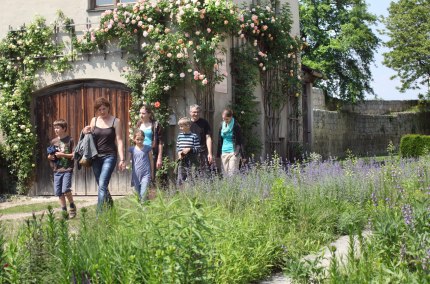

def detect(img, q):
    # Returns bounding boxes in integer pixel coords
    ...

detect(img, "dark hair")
[140,105,154,121]
[223,108,233,117]
[133,129,145,139]
[53,119,68,131]
[94,97,111,111]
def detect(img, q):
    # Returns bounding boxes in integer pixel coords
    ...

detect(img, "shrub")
[399,134,430,157]
[0,143,16,194]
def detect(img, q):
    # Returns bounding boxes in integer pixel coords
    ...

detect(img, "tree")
[382,0,430,98]
[299,0,380,102]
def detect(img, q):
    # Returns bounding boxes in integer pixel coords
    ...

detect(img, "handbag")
[79,157,92,167]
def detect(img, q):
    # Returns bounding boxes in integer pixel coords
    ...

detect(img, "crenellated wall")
[311,89,430,157]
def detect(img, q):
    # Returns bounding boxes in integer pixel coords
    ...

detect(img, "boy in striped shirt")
[176,117,200,186]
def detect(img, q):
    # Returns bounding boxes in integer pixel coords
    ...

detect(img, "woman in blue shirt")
[216,108,244,176]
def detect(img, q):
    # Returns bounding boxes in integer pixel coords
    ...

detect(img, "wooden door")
[34,80,132,196]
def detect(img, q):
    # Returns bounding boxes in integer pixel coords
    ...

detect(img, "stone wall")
[312,109,430,158]
[312,88,326,110]
[341,100,419,115]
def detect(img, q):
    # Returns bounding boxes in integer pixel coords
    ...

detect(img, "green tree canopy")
[299,0,380,102]
[382,0,430,98]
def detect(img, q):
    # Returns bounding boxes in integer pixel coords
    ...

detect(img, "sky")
[366,1,420,100]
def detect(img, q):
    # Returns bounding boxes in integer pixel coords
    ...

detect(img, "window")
[89,0,135,10]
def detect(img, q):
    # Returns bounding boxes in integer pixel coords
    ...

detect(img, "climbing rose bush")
[0,0,301,193]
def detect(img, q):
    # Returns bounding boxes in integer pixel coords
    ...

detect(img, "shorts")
[53,171,73,197]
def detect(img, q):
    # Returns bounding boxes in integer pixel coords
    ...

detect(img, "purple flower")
[371,192,378,207]
[401,204,414,229]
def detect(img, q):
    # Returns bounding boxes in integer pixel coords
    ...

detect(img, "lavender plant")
[0,154,428,283]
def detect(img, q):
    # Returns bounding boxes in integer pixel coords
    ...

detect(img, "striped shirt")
[176,132,200,154]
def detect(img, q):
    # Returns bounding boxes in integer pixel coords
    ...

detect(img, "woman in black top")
[83,97,125,211]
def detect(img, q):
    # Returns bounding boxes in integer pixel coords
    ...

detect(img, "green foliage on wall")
[0,17,71,193]
[234,2,303,156]
[231,44,261,155]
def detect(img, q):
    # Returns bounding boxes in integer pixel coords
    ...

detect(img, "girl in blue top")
[128,129,154,202]
[136,105,164,171]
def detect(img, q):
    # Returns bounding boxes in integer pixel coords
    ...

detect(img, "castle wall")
[311,88,430,157]
[341,100,419,115]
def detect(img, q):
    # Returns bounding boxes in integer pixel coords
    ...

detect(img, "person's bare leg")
[64,191,75,205]
[59,195,67,209]
[64,191,77,218]
[59,195,67,217]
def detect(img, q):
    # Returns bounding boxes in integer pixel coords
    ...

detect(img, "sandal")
[69,206,77,219]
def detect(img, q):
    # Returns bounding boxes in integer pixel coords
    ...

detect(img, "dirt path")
[0,196,123,220]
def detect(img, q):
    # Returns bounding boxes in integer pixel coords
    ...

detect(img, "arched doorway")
[33,80,132,196]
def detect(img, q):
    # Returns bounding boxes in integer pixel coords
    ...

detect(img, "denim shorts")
[53,171,73,196]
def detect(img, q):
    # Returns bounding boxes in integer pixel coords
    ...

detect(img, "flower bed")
[0,154,428,282]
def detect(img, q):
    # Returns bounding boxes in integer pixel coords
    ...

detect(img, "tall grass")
[0,154,428,283]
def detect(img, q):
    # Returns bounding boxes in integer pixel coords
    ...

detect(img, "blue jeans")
[92,155,117,211]
[134,176,150,202]
[53,171,72,196]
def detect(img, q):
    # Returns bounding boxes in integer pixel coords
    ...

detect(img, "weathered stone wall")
[312,109,430,158]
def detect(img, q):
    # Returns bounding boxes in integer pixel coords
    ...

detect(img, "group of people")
[175,105,245,185]
[47,97,244,216]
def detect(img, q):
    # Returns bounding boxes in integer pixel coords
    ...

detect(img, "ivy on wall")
[0,0,301,194]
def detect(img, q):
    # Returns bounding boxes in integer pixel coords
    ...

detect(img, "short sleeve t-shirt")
[190,118,211,152]
[139,124,153,147]
[50,136,74,173]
